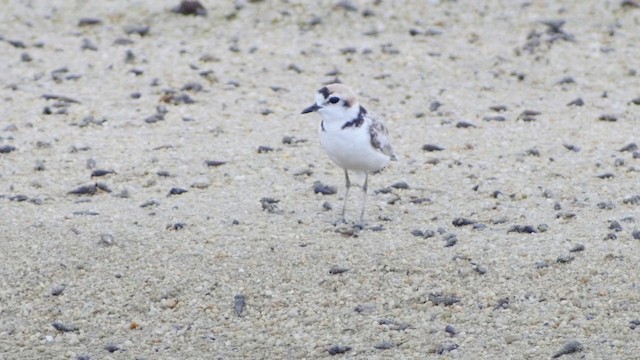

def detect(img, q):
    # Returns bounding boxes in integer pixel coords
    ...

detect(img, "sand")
[0,0,639,359]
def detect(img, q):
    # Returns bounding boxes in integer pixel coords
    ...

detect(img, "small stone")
[623,195,640,205]
[204,160,227,167]
[124,24,150,36]
[260,197,280,213]
[104,343,121,353]
[567,98,584,106]
[483,115,506,122]
[390,181,409,189]
[569,244,585,252]
[429,101,442,111]
[78,18,103,26]
[327,345,352,355]
[52,321,78,332]
[257,145,274,153]
[51,285,66,296]
[329,265,349,274]
[598,114,617,122]
[168,187,187,196]
[445,324,457,335]
[313,181,337,195]
[620,143,638,152]
[632,230,640,240]
[422,144,444,152]
[456,121,476,128]
[507,225,537,234]
[234,294,246,317]
[429,293,460,306]
[374,341,394,350]
[0,145,17,154]
[556,254,575,263]
[452,218,475,227]
[172,0,207,16]
[437,343,459,354]
[552,340,583,358]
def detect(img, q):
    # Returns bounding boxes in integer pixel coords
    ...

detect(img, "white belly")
[318,122,390,173]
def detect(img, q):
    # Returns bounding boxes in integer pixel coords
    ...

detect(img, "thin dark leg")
[359,172,368,226]
[341,169,350,222]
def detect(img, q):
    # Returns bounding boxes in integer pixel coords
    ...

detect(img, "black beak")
[301,104,321,114]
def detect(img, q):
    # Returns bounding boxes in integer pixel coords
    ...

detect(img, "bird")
[301,83,396,226]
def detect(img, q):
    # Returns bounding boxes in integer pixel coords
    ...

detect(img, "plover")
[301,83,396,226]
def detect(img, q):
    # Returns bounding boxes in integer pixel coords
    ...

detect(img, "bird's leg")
[339,169,351,223]
[358,172,369,227]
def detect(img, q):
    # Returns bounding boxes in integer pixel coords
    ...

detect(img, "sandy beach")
[1,0,639,358]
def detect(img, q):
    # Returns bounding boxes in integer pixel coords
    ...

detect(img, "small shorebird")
[301,83,396,226]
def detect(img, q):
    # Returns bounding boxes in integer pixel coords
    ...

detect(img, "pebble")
[68,184,98,196]
[0,145,17,154]
[507,225,537,234]
[374,341,394,350]
[567,97,584,106]
[327,345,352,355]
[234,294,245,317]
[172,0,207,16]
[452,218,475,227]
[104,343,121,353]
[569,244,585,252]
[52,321,78,332]
[204,160,227,167]
[445,324,457,335]
[257,145,274,153]
[437,343,458,354]
[329,265,349,274]
[260,197,280,213]
[556,254,575,264]
[622,195,640,205]
[313,181,337,195]
[123,24,150,36]
[422,144,444,152]
[168,187,188,196]
[390,181,409,189]
[429,293,460,306]
[552,340,583,358]
[598,114,617,122]
[456,121,476,128]
[51,284,66,296]
[619,143,638,152]
[78,17,103,26]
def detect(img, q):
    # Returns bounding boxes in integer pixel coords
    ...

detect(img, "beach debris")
[327,345,352,355]
[234,294,245,317]
[552,340,583,358]
[314,181,337,195]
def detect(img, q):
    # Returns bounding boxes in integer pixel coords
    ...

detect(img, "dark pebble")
[556,76,575,85]
[9,195,28,202]
[483,115,506,122]
[144,113,164,124]
[567,98,584,106]
[597,173,614,179]
[633,151,640,158]
[444,234,457,247]
[598,114,617,122]
[409,197,431,204]
[313,181,337,195]
[556,254,575,263]
[172,0,207,16]
[51,285,66,296]
[623,195,640,205]
[257,145,274,153]
[390,181,409,189]
[632,230,640,240]
[494,298,509,310]
[609,220,622,231]
[456,121,475,128]
[489,105,507,112]
[597,201,615,210]
[260,197,280,213]
[205,160,227,167]
[8,39,26,48]
[507,225,537,233]
[630,319,640,329]
[166,222,186,230]
[328,345,352,355]
[473,264,487,274]
[374,341,394,350]
[322,201,332,210]
[563,143,580,152]
[526,148,540,156]
[429,293,460,306]
[329,265,350,274]
[52,321,78,332]
[630,96,640,105]
[104,343,121,353]
[0,145,17,154]
[429,101,442,111]
[76,355,91,360]
[422,144,444,152]
[157,170,171,177]
[73,211,100,216]
[445,324,457,335]
[569,243,585,252]
[168,187,187,196]
[41,93,81,104]
[520,109,541,117]
[181,82,203,92]
[452,218,475,227]
[552,340,583,358]
[20,52,32,62]
[411,229,425,237]
[78,18,103,26]
[68,184,98,195]
[604,233,617,240]
[81,38,98,51]
[91,169,115,177]
[620,143,638,152]
[234,294,245,317]
[437,343,458,354]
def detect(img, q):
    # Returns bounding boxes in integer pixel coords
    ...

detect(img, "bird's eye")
[328,97,340,104]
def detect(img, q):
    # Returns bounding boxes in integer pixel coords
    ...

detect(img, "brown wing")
[369,116,396,160]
